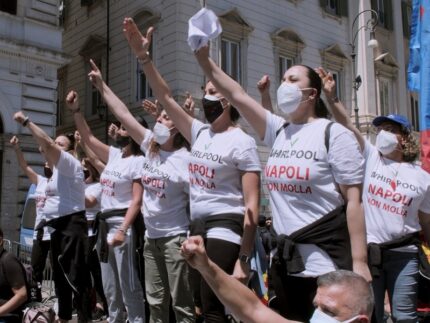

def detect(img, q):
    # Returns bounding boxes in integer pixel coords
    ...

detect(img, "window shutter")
[401,1,410,38]
[384,0,393,30]
[338,0,348,17]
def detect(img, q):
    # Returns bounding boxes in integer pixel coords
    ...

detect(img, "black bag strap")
[275,121,334,153]
[275,123,289,138]
[325,122,334,153]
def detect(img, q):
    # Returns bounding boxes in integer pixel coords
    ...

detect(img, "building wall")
[0,0,67,241]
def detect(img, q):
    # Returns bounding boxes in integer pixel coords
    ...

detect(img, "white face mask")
[276,82,303,115]
[153,122,174,145]
[310,308,360,323]
[375,130,399,155]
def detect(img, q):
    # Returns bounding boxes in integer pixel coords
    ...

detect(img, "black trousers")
[49,212,91,321]
[31,239,50,301]
[87,235,108,313]
[270,261,318,322]
[198,238,240,323]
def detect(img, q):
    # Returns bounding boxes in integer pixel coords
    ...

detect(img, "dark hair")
[83,157,100,182]
[129,116,148,156]
[58,132,76,151]
[0,227,3,239]
[299,65,329,119]
[230,106,240,122]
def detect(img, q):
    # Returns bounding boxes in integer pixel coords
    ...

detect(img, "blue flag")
[408,0,430,172]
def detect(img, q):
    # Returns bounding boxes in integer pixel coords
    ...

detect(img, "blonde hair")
[401,131,419,162]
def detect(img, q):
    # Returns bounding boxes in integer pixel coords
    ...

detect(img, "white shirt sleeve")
[327,124,365,185]
[263,110,287,147]
[56,150,84,180]
[191,119,209,145]
[86,183,102,201]
[234,146,262,172]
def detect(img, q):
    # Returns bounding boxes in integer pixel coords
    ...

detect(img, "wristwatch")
[239,253,251,264]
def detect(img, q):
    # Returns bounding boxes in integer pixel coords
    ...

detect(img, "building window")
[378,78,391,116]
[326,0,339,15]
[136,44,153,100]
[218,8,253,87]
[133,9,160,103]
[320,44,347,101]
[221,39,241,82]
[87,58,103,117]
[331,71,342,99]
[271,28,305,87]
[402,1,412,38]
[279,55,294,82]
[319,0,348,17]
[0,0,17,15]
[371,0,393,30]
[56,67,67,126]
[410,95,419,131]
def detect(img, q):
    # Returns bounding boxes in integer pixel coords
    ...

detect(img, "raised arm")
[88,59,147,145]
[257,75,273,112]
[10,136,39,184]
[194,45,267,139]
[181,236,295,323]
[75,131,105,174]
[316,67,364,150]
[339,184,371,283]
[123,17,193,142]
[65,90,110,163]
[13,112,62,167]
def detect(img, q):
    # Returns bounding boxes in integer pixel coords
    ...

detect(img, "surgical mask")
[115,135,131,148]
[44,166,53,179]
[376,130,399,155]
[153,122,174,145]
[310,308,360,323]
[276,82,304,115]
[202,94,224,123]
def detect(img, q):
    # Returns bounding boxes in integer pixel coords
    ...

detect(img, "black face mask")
[202,97,224,124]
[115,135,131,148]
[44,166,53,179]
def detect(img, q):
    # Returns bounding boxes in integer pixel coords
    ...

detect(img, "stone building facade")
[0,0,67,240]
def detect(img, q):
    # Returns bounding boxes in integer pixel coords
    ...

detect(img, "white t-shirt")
[140,131,190,239]
[33,176,50,241]
[85,182,102,237]
[363,141,430,251]
[264,111,364,276]
[190,119,261,244]
[40,151,85,221]
[100,147,144,228]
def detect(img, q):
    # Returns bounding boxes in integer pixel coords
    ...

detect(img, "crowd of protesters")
[1,9,430,323]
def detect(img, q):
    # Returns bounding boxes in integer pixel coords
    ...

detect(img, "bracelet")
[22,117,30,127]
[138,52,151,65]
